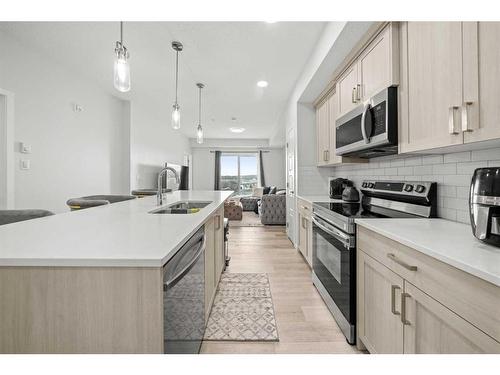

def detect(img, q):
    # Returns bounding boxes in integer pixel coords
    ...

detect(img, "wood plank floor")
[200,225,363,354]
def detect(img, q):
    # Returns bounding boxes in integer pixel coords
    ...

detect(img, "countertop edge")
[355,219,500,287]
[0,191,231,268]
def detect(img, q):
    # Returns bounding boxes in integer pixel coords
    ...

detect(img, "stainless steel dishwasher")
[163,226,206,354]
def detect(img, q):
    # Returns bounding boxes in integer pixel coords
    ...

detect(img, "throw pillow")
[276,190,286,195]
[252,187,264,198]
[262,186,271,195]
[269,186,277,194]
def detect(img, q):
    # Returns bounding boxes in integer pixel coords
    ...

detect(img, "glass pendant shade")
[113,54,130,92]
[196,124,203,144]
[172,103,181,130]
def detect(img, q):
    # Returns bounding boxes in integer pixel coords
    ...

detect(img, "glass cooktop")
[313,202,385,219]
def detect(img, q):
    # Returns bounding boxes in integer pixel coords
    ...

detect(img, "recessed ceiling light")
[229,127,246,133]
[257,80,268,88]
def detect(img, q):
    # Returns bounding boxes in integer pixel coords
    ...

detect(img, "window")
[220,153,258,195]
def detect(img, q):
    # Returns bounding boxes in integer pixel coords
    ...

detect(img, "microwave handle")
[361,103,372,144]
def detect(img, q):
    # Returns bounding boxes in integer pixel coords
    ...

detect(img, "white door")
[286,127,296,244]
[0,89,14,209]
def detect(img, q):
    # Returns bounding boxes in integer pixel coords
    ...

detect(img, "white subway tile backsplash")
[398,167,414,175]
[305,146,500,224]
[404,156,422,166]
[433,163,457,175]
[443,151,471,163]
[456,210,470,224]
[422,155,443,165]
[390,159,406,167]
[456,161,489,175]
[413,165,433,175]
[471,147,500,161]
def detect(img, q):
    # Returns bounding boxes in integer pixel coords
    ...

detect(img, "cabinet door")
[403,282,500,353]
[359,23,398,101]
[337,63,359,116]
[204,217,216,322]
[214,209,225,283]
[463,22,500,143]
[297,212,307,258]
[357,250,404,353]
[316,99,329,166]
[327,89,342,165]
[400,22,464,152]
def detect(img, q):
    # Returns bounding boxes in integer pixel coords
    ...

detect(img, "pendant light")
[113,22,131,92]
[196,83,205,144]
[171,41,183,130]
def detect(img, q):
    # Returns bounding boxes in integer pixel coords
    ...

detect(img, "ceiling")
[0,22,326,139]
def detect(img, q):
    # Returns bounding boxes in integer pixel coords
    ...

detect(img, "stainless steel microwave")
[335,86,398,158]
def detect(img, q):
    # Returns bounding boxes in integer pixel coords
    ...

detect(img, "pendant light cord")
[175,51,179,104]
[198,86,202,125]
[120,21,123,45]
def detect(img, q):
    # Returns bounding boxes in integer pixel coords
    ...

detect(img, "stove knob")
[362,182,367,188]
[368,183,375,188]
[404,184,414,192]
[415,185,426,194]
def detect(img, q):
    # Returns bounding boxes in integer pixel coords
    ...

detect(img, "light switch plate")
[20,142,32,154]
[20,160,30,170]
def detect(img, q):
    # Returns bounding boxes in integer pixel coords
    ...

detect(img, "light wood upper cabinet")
[337,64,359,117]
[400,22,464,152]
[463,22,500,143]
[327,89,342,165]
[357,250,404,354]
[400,21,500,153]
[358,23,399,101]
[403,281,500,354]
[316,97,330,166]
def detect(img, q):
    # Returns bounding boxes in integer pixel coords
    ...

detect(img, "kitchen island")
[0,190,232,353]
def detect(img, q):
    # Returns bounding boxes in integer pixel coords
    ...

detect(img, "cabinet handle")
[325,150,329,161]
[352,87,357,103]
[356,84,362,101]
[387,253,417,271]
[461,102,474,132]
[391,285,401,315]
[401,292,411,325]
[448,106,460,135]
[302,217,306,229]
[215,215,221,230]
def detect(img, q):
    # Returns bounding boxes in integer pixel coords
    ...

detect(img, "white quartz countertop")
[355,218,500,287]
[0,190,233,267]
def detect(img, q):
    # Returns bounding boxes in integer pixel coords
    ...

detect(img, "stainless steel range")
[311,180,437,344]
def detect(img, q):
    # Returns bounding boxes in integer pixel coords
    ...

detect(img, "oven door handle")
[312,216,352,249]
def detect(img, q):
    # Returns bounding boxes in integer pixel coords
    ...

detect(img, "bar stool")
[66,195,136,211]
[0,209,54,226]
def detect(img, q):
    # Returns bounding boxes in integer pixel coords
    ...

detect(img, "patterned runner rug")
[203,273,279,341]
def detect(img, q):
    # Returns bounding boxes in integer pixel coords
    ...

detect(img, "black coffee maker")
[329,178,352,199]
[470,167,500,247]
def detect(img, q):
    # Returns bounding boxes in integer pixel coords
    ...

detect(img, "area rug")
[203,273,279,341]
[229,211,264,227]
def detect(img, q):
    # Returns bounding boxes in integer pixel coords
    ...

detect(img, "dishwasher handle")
[164,234,206,291]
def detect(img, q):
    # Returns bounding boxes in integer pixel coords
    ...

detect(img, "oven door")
[312,214,356,325]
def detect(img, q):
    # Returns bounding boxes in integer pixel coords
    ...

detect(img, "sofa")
[259,191,286,225]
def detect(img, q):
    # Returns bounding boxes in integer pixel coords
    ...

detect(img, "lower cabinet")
[357,230,500,354]
[297,198,312,267]
[357,251,403,354]
[403,281,500,354]
[204,206,225,322]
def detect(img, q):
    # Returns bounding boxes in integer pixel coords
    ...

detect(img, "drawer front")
[358,226,500,343]
[297,198,312,218]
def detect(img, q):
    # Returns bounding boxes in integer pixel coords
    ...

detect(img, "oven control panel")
[360,180,435,198]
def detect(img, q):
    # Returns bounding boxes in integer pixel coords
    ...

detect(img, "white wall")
[0,31,131,213]
[129,96,191,190]
[190,138,285,191]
